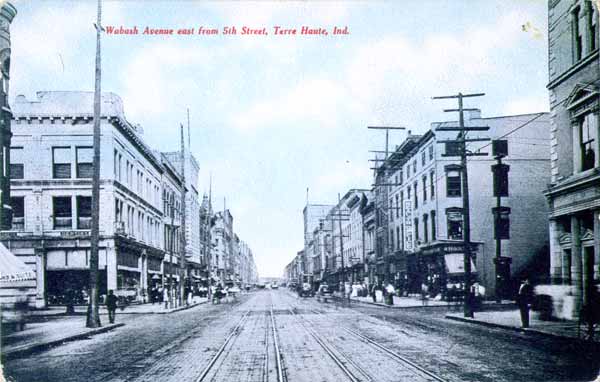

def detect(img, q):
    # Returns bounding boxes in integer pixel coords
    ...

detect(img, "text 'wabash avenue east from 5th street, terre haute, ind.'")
[103,25,350,36]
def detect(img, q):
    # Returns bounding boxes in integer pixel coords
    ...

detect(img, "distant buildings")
[546,0,600,318]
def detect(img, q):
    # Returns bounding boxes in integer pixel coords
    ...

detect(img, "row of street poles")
[86,0,192,326]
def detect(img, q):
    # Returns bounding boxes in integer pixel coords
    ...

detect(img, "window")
[389,198,394,222]
[430,171,435,199]
[421,151,426,166]
[422,176,427,201]
[413,160,417,174]
[395,194,399,218]
[390,229,394,251]
[407,186,411,201]
[423,214,429,243]
[492,163,510,197]
[429,145,434,160]
[76,147,93,178]
[588,2,597,52]
[445,141,461,157]
[53,147,71,179]
[53,196,72,229]
[446,170,461,197]
[493,207,511,240]
[447,208,463,240]
[406,164,410,176]
[413,183,418,208]
[396,226,400,250]
[76,196,92,229]
[10,147,23,179]
[573,6,583,62]
[414,217,419,243]
[400,191,404,218]
[10,196,24,230]
[579,113,597,171]
[431,210,436,240]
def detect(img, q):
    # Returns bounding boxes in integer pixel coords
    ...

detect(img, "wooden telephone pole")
[433,92,489,318]
[86,0,103,329]
[367,126,405,284]
[179,124,187,306]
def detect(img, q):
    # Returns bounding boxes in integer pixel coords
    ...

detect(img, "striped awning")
[0,243,35,282]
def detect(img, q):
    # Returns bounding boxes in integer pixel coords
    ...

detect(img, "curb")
[444,314,593,345]
[31,300,209,317]
[2,322,125,360]
[331,295,456,310]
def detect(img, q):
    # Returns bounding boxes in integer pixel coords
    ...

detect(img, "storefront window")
[447,208,463,240]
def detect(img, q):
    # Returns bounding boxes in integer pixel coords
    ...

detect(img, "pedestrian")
[421,282,429,306]
[385,282,395,305]
[517,279,534,328]
[370,283,377,303]
[106,289,118,324]
[163,287,170,309]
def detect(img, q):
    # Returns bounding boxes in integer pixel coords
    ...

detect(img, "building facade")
[546,0,600,318]
[382,111,551,298]
[0,2,16,231]
[5,91,166,307]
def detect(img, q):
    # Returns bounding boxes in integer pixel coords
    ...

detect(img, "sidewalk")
[29,297,209,317]
[1,298,209,360]
[445,309,590,342]
[332,292,464,309]
[1,316,124,360]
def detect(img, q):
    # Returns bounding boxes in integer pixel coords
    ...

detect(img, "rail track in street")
[280,296,449,382]
[306,306,449,382]
[195,293,287,382]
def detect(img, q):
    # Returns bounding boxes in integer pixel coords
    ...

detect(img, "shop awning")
[444,253,476,275]
[0,243,35,282]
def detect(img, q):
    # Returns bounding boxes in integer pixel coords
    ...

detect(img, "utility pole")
[179,124,187,306]
[337,193,346,288]
[491,140,510,303]
[433,92,489,318]
[204,175,213,301]
[86,0,102,329]
[367,126,405,284]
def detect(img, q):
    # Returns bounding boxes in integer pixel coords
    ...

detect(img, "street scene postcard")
[1,0,600,381]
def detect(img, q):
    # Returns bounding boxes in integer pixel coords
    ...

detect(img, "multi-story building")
[320,190,363,288]
[211,209,234,284]
[4,91,166,307]
[546,0,600,318]
[163,151,201,279]
[360,192,376,285]
[372,133,422,288]
[159,153,184,290]
[380,110,551,298]
[199,192,213,279]
[0,2,16,231]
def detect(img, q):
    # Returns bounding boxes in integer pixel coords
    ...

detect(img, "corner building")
[546,0,600,318]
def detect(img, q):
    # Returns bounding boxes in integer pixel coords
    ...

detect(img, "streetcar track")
[194,310,252,382]
[287,306,368,382]
[307,307,449,382]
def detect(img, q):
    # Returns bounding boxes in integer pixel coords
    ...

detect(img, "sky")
[9,0,549,278]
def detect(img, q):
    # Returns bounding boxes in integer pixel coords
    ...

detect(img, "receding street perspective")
[1,1,600,382]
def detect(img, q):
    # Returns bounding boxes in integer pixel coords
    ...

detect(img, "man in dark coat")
[517,279,534,328]
[106,289,118,324]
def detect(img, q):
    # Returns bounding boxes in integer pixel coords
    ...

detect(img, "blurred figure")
[106,290,118,324]
[517,279,534,328]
